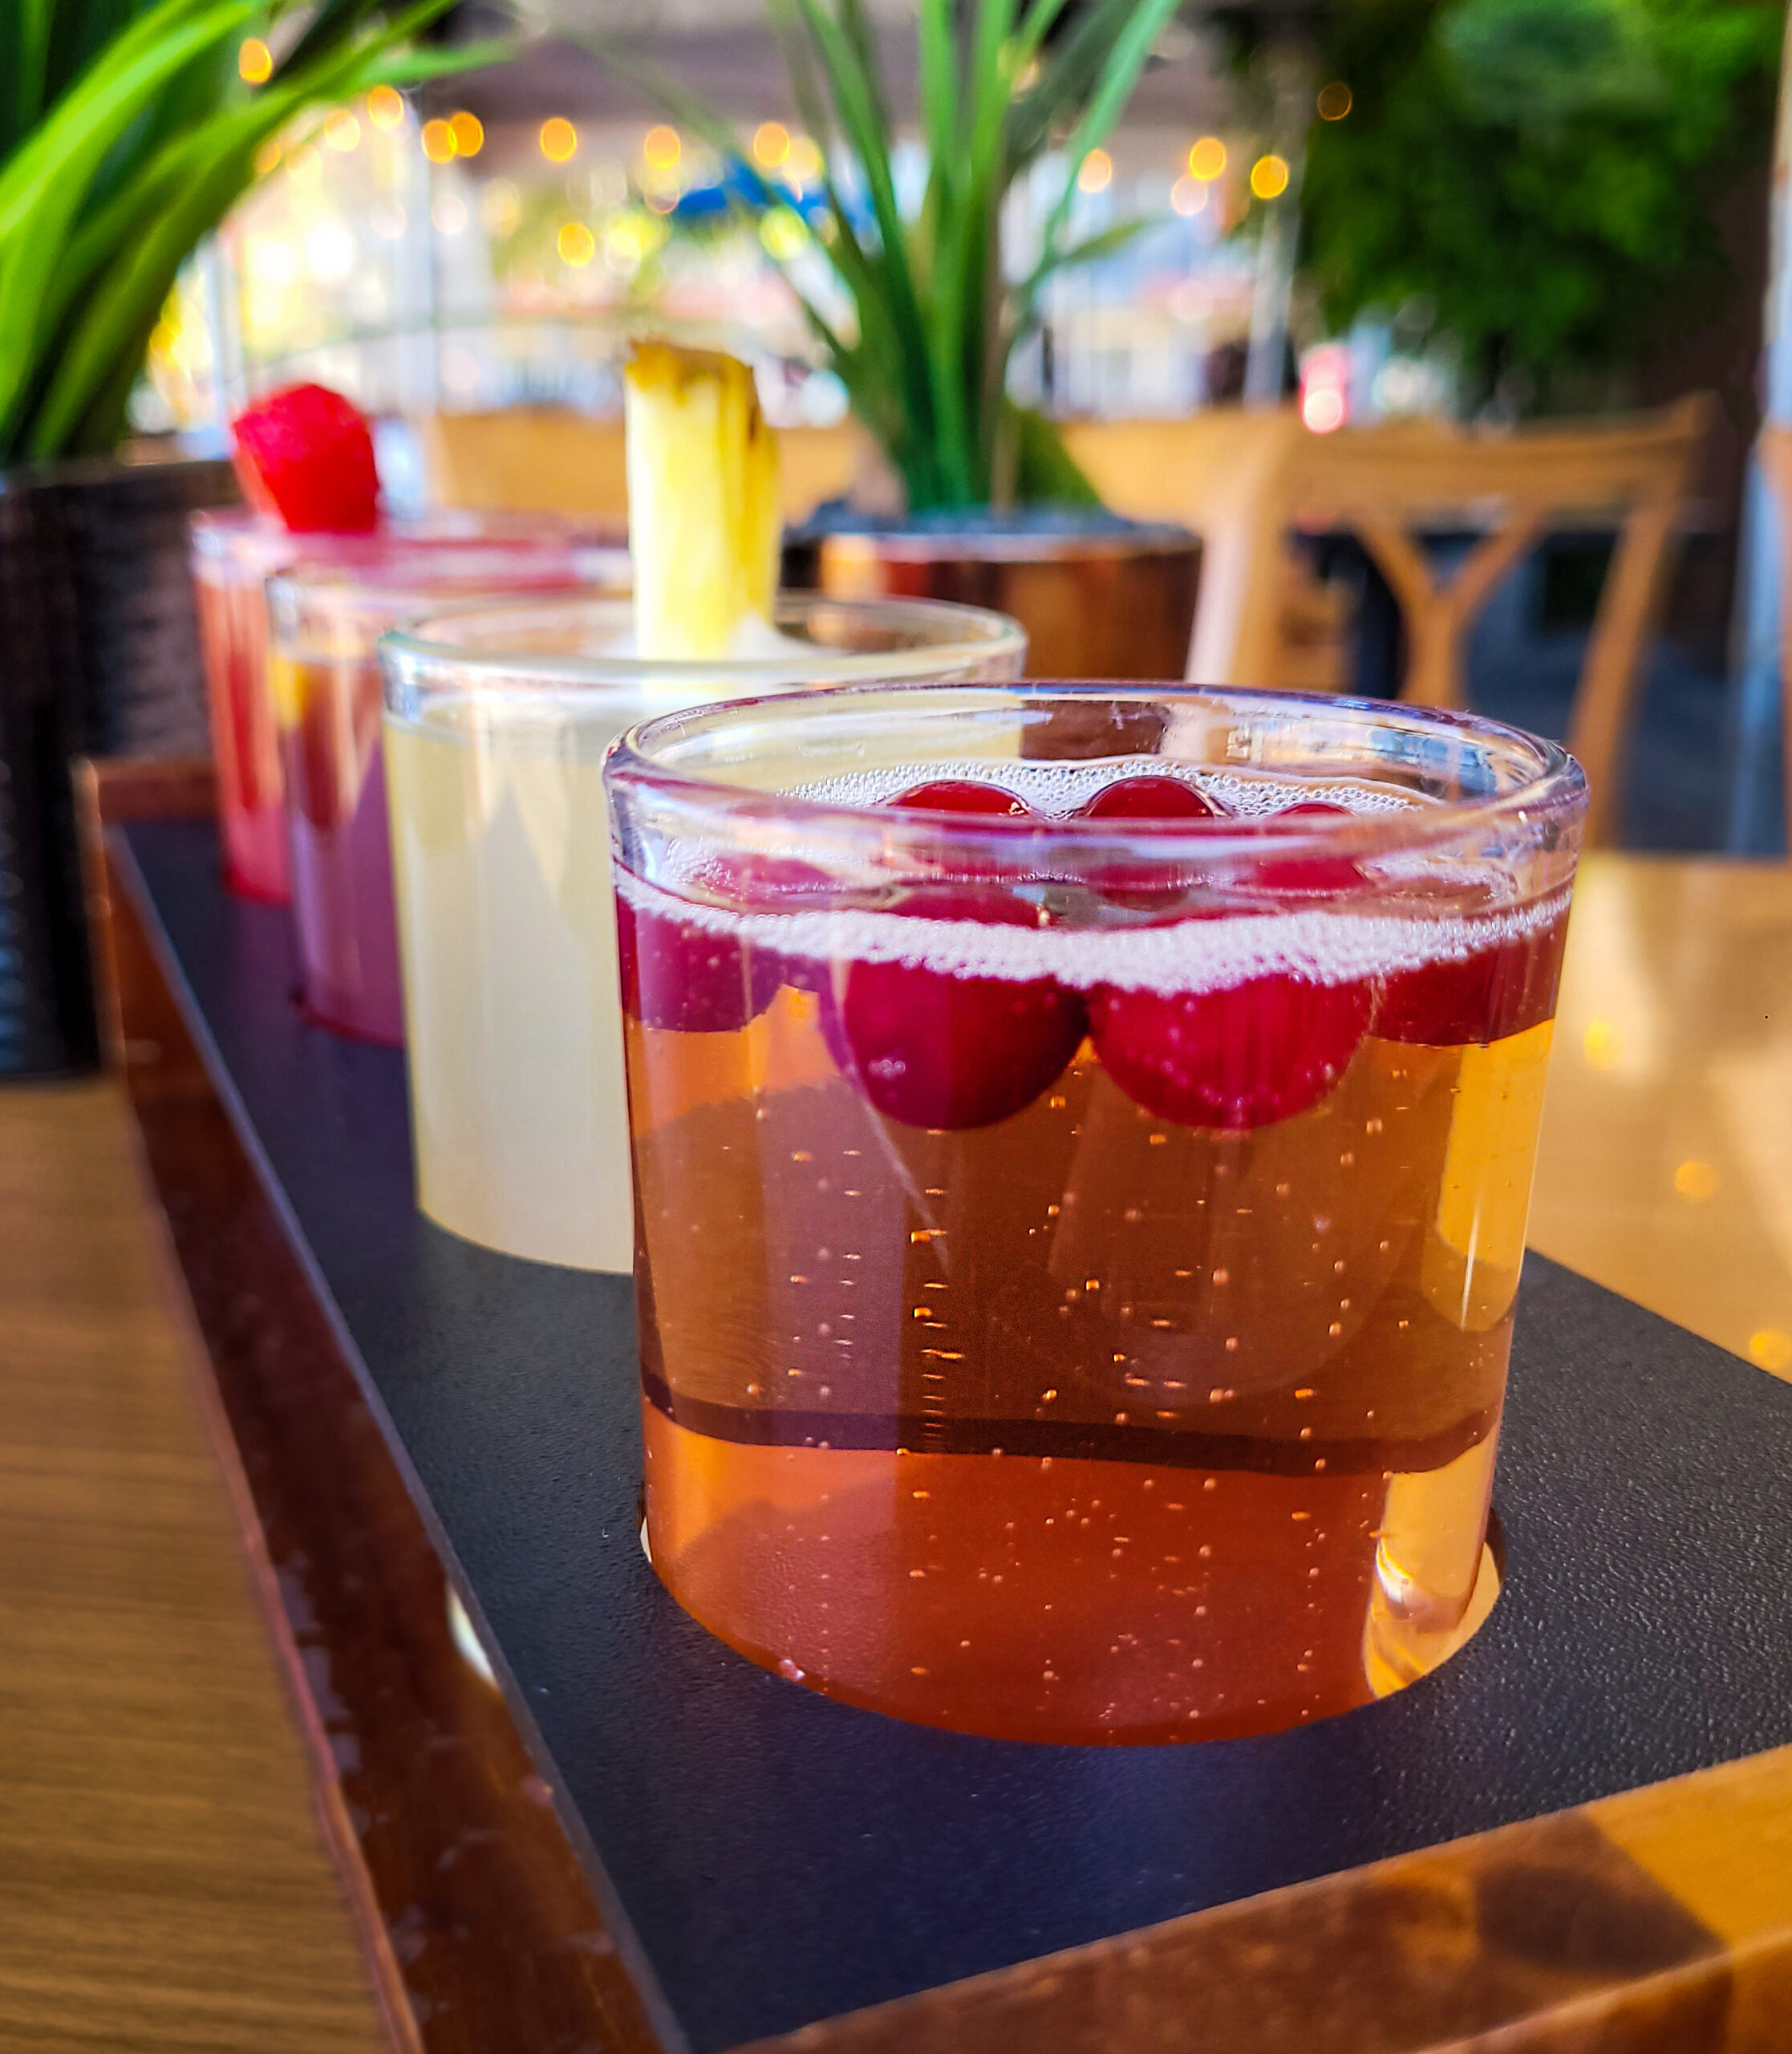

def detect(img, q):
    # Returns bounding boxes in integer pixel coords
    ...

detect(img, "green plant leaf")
[594,0,1171,511]
[0,0,257,449]
[11,0,481,459]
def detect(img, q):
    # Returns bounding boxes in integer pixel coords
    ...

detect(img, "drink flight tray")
[110,810,1792,2054]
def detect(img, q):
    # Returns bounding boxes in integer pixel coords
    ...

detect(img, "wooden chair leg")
[1567,502,1681,850]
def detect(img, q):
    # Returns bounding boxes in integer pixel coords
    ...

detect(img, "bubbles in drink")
[622,759,1567,1743]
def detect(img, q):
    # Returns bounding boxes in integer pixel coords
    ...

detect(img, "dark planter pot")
[0,448,238,1077]
[785,508,1202,681]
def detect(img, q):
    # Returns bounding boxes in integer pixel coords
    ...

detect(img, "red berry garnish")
[836,886,1086,1129]
[1242,801,1364,896]
[1079,776,1220,822]
[618,853,829,1034]
[887,779,1034,818]
[1376,907,1569,1045]
[722,855,837,995]
[1089,972,1372,1130]
[618,895,781,1034]
[232,384,379,534]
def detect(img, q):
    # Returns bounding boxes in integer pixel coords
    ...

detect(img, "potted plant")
[1290,0,1781,414]
[613,0,1202,680]
[0,0,501,1075]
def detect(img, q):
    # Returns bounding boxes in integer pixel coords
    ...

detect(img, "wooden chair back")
[1062,408,1308,687]
[1080,397,1709,847]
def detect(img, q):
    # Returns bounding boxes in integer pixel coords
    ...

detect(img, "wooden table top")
[1530,853,1792,1377]
[6,846,1790,2050]
[0,1078,388,2052]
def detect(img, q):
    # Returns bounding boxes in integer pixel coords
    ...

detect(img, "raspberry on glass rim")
[232,383,379,534]
[835,883,1087,1130]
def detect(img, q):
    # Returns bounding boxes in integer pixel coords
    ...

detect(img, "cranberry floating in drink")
[606,684,1586,1744]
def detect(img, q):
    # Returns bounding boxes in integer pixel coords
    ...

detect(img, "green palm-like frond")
[0,0,512,462]
[587,0,1177,512]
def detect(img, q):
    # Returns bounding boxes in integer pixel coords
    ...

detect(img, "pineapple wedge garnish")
[625,341,780,660]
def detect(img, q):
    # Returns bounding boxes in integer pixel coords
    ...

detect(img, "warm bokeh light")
[1749,1329,1792,1373]
[753,121,792,168]
[1317,81,1353,121]
[788,134,823,186]
[1674,1159,1719,1200]
[1301,385,1345,433]
[1077,148,1113,193]
[1250,153,1290,200]
[643,124,682,170]
[253,137,282,177]
[1299,343,1351,433]
[367,85,405,131]
[760,206,809,259]
[323,109,360,152]
[420,118,456,164]
[237,37,272,84]
[450,111,484,157]
[1583,1017,1622,1069]
[1170,175,1206,217]
[1188,136,1226,181]
[540,117,578,163]
[287,144,321,187]
[558,221,596,266]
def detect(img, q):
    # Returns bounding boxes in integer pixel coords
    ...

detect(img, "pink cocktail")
[266,535,626,1043]
[190,512,301,901]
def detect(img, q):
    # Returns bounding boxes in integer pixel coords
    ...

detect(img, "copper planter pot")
[812,521,1200,680]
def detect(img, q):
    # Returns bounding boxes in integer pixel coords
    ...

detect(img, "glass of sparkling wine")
[266,541,626,1044]
[378,595,1028,1273]
[603,683,1587,1744]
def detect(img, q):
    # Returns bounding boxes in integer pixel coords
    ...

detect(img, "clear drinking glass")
[379,594,1028,1273]
[603,683,1587,1744]
[266,542,626,1044]
[191,511,305,902]
[190,509,625,907]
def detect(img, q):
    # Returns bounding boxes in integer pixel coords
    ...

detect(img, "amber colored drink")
[607,691,1586,1745]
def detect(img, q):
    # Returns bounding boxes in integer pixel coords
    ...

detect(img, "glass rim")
[605,680,1588,860]
[189,506,627,570]
[379,591,1028,688]
[268,550,622,615]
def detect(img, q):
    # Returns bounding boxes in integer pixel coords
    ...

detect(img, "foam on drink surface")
[614,761,1567,1001]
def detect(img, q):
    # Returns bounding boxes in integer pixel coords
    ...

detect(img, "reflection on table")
[1530,854,1792,1379]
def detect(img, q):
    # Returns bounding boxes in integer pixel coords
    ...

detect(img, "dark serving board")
[115,815,1792,2054]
